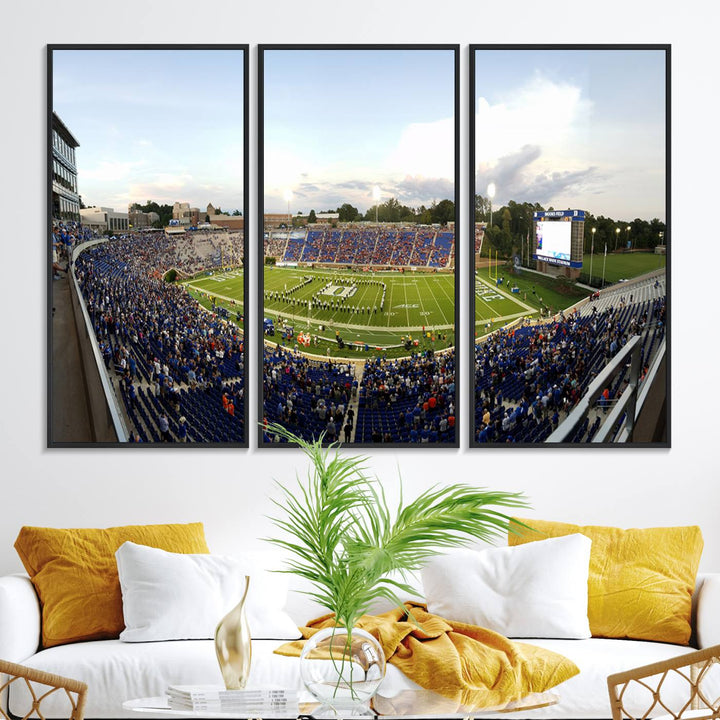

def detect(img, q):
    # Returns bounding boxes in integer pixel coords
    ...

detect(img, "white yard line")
[430,275,454,326]
[402,278,411,326]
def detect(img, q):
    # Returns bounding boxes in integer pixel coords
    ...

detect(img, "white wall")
[2,1,718,576]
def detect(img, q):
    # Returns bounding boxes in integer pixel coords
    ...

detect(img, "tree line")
[475,195,666,258]
[297,197,455,227]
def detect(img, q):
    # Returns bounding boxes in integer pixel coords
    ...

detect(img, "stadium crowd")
[52,221,96,276]
[73,232,245,443]
[260,344,455,445]
[264,226,454,268]
[356,350,456,444]
[474,286,666,444]
[262,346,356,444]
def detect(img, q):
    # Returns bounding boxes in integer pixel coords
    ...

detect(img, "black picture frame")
[469,45,670,448]
[48,44,250,448]
[258,44,460,449]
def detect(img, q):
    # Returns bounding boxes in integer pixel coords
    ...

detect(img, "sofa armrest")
[0,574,41,661]
[696,572,720,648]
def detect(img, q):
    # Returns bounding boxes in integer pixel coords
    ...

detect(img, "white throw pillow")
[116,541,301,642]
[421,534,592,639]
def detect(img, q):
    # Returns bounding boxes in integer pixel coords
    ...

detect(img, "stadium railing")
[547,334,665,444]
[66,239,129,442]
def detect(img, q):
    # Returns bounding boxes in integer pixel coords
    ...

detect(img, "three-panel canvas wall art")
[48,45,668,448]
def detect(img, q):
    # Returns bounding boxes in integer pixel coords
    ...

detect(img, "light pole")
[372,186,381,225]
[525,208,531,266]
[283,189,293,239]
[602,241,608,288]
[615,226,620,251]
[487,183,496,228]
[589,227,596,285]
[625,225,631,250]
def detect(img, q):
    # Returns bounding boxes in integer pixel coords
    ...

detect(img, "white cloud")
[475,73,599,206]
[386,117,454,180]
[263,117,455,213]
[475,74,593,170]
[125,174,194,205]
[81,159,145,182]
[264,145,317,210]
[476,73,592,168]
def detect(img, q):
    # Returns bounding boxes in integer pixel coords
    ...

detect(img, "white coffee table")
[124,688,558,719]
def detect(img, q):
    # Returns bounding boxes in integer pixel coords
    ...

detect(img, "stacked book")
[166,685,299,715]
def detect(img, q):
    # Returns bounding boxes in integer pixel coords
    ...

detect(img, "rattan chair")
[0,660,87,720]
[608,644,720,720]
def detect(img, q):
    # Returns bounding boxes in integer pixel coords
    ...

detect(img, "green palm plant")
[265,423,530,634]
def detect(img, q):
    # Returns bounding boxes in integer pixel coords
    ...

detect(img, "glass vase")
[299,626,386,717]
[214,575,251,690]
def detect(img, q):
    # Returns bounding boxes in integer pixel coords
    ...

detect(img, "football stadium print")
[259,46,459,447]
[49,47,248,446]
[48,44,667,449]
[470,46,668,446]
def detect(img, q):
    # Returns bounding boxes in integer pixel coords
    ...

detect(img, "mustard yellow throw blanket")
[275,603,579,711]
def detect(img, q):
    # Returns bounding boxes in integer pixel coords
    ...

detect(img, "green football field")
[582,251,666,284]
[182,266,458,356]
[183,266,536,353]
[178,252,665,356]
[263,266,456,350]
[473,273,537,337]
[182,269,245,323]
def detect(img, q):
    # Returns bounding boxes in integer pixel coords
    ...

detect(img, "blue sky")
[51,47,663,222]
[53,49,244,213]
[475,48,666,222]
[263,48,455,214]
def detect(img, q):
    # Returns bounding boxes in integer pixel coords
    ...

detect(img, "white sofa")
[1,567,719,720]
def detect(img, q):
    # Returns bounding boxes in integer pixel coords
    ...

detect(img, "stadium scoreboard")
[533,210,585,272]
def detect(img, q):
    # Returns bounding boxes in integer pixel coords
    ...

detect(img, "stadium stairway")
[345,361,364,443]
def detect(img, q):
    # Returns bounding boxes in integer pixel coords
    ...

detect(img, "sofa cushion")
[0,574,41,662]
[421,535,591,639]
[116,542,300,641]
[14,523,209,648]
[509,519,703,645]
[11,637,708,719]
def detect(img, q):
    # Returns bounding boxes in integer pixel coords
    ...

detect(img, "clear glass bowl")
[299,626,386,716]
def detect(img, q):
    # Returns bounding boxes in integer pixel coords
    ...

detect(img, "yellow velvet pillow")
[15,523,209,648]
[509,519,703,645]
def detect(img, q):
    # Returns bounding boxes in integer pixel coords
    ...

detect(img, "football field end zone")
[183,272,245,317]
[186,286,244,308]
[182,280,246,340]
[473,275,536,334]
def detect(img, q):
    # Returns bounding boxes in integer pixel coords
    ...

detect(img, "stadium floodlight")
[372,186,381,224]
[602,241,608,288]
[590,227,596,284]
[283,189,293,233]
[626,225,631,250]
[615,226,621,250]
[487,183,496,227]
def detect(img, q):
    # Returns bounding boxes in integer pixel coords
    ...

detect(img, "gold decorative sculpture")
[214,575,252,689]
